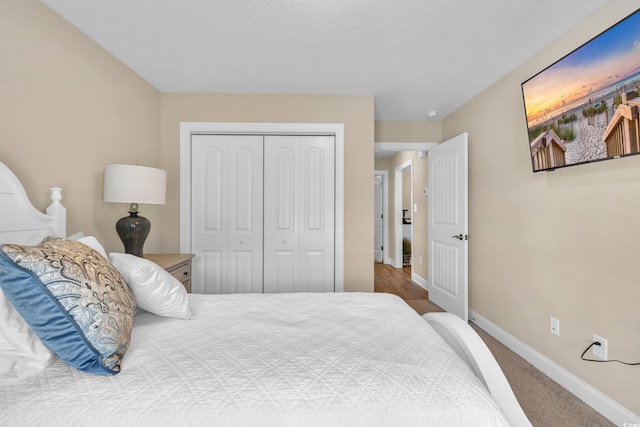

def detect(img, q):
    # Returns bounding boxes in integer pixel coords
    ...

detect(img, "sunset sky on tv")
[523,9,640,125]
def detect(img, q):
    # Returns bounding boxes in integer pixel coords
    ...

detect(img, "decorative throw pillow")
[109,253,194,320]
[76,236,108,259]
[0,238,136,375]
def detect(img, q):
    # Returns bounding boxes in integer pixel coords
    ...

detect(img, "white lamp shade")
[103,164,167,205]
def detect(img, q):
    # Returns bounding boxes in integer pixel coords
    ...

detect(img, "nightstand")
[144,253,195,293]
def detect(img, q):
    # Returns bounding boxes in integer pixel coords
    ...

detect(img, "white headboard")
[0,161,66,245]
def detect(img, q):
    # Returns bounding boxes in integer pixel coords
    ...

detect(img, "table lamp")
[103,164,167,257]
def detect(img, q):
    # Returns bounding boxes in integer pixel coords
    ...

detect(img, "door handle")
[452,234,463,240]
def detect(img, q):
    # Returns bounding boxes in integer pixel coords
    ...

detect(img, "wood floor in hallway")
[373,262,443,315]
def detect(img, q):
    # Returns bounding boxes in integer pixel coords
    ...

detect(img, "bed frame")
[0,160,531,426]
[0,161,65,245]
[424,312,532,426]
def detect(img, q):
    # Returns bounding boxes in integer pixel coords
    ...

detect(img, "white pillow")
[108,253,194,320]
[20,228,56,246]
[66,231,86,240]
[0,288,55,378]
[76,236,108,259]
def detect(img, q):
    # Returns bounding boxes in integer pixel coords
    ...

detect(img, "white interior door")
[191,134,264,294]
[263,135,335,293]
[427,133,469,320]
[373,175,383,262]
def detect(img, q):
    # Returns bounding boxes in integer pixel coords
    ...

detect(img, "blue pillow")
[0,238,136,375]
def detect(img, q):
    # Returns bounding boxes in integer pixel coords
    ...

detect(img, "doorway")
[372,134,469,320]
[372,144,435,293]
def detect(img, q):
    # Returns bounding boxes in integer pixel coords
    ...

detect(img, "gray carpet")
[378,263,615,427]
[470,324,615,427]
[405,298,614,426]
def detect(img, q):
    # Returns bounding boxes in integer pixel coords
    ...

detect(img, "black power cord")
[580,341,640,365]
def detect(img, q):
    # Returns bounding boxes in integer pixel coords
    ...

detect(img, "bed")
[0,160,531,426]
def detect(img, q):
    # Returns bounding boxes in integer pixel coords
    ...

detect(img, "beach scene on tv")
[522,9,640,172]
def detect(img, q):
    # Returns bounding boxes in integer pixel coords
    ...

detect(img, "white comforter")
[0,292,509,426]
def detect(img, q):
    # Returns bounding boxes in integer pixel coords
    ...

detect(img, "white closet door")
[263,135,335,293]
[191,134,263,294]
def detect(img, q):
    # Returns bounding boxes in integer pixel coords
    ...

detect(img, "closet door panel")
[191,134,263,294]
[227,142,263,293]
[201,250,224,294]
[275,148,295,231]
[229,250,258,293]
[299,137,335,292]
[264,143,298,292]
[272,250,296,293]
[264,135,334,293]
[191,136,228,293]
[300,250,326,292]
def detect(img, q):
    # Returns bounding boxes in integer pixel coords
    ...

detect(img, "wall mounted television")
[521,8,640,173]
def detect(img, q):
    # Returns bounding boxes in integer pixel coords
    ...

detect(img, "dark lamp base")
[115,213,151,257]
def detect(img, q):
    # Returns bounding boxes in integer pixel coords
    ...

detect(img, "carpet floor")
[374,263,614,427]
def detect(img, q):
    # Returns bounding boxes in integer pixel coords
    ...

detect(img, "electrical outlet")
[550,316,560,336]
[419,256,423,265]
[592,334,608,360]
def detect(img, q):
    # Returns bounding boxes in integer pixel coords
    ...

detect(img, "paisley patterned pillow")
[0,238,136,375]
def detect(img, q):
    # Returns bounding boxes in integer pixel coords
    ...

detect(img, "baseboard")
[469,310,640,426]
[411,272,428,291]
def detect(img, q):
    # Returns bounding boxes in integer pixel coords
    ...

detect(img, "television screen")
[521,8,640,172]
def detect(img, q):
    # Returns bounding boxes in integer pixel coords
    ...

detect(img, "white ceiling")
[41,0,609,121]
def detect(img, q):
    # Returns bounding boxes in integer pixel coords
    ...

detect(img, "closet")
[190,134,335,294]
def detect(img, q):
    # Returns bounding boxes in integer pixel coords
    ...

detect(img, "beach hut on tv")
[530,129,566,171]
[603,91,640,157]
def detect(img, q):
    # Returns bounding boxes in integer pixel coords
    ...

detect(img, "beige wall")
[443,0,640,414]
[375,120,441,142]
[159,93,375,292]
[0,0,161,255]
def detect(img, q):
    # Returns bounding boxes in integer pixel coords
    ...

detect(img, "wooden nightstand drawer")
[144,254,194,293]
[166,261,190,281]
[166,261,191,292]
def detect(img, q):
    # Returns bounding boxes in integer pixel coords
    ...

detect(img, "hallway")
[373,262,443,315]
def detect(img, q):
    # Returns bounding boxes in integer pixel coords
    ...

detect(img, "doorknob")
[451,234,463,240]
